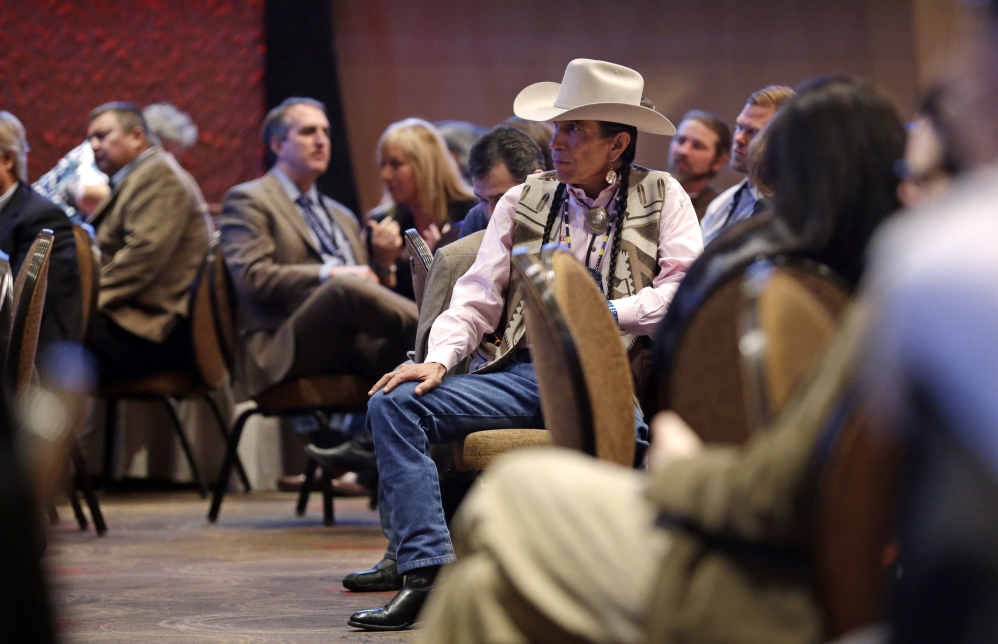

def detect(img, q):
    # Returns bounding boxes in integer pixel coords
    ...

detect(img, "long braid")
[606,142,636,299]
[541,183,567,245]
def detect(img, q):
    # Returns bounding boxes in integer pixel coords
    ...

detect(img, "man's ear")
[269,136,283,159]
[609,131,631,163]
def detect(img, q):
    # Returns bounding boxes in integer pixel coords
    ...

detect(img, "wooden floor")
[46,491,417,643]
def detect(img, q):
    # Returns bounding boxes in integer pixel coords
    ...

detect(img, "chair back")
[666,259,850,444]
[513,248,635,466]
[72,224,100,342]
[8,231,53,395]
[0,259,14,373]
[814,407,900,637]
[190,232,232,388]
[404,228,433,311]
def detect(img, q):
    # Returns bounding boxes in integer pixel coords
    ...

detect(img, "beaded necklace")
[560,196,614,296]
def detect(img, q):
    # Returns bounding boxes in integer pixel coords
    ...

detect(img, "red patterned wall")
[0,0,266,204]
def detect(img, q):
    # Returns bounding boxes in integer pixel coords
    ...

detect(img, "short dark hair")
[504,117,554,170]
[89,102,148,135]
[680,110,732,159]
[468,125,545,182]
[262,97,326,165]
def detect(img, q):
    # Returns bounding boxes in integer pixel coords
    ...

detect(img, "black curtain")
[264,0,359,217]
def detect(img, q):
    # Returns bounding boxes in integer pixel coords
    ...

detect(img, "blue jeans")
[368,357,649,573]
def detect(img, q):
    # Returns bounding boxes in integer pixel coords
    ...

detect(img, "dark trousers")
[261,275,419,389]
[87,314,196,385]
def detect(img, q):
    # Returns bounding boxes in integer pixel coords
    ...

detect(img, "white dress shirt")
[425,176,703,371]
[699,177,761,245]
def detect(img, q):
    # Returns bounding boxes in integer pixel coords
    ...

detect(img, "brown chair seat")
[456,429,552,472]
[252,374,371,410]
[96,372,202,397]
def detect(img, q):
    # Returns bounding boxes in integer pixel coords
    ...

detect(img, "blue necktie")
[296,194,346,264]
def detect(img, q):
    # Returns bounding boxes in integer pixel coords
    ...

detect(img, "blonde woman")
[366,118,477,300]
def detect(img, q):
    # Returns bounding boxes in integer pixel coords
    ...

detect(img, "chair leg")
[208,407,258,523]
[72,441,107,536]
[159,396,209,500]
[321,466,335,527]
[102,397,117,489]
[297,459,318,517]
[201,393,252,493]
[66,487,88,531]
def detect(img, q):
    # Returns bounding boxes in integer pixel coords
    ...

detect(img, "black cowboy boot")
[347,565,439,631]
[342,557,402,592]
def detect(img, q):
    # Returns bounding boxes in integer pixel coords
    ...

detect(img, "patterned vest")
[474,166,669,375]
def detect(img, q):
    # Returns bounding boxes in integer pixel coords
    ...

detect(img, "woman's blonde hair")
[377,118,473,226]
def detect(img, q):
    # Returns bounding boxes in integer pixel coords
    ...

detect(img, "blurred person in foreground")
[0,112,81,351]
[348,58,701,631]
[896,84,961,208]
[861,6,998,642]
[366,118,477,301]
[33,103,198,221]
[419,76,906,643]
[699,85,794,245]
[667,110,732,220]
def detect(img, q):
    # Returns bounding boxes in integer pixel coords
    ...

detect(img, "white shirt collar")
[111,147,156,188]
[272,166,319,205]
[0,181,18,213]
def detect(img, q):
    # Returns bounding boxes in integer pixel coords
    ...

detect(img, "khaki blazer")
[90,148,212,342]
[218,170,366,396]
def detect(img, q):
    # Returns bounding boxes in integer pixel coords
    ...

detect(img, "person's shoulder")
[14,184,67,220]
[438,229,485,259]
[224,173,272,203]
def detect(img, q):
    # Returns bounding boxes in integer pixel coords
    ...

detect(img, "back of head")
[0,112,28,184]
[143,103,198,149]
[504,116,555,170]
[434,120,487,180]
[468,125,545,183]
[763,77,905,285]
[378,118,473,225]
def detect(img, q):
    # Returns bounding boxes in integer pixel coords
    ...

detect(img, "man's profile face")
[271,104,331,179]
[88,112,145,176]
[668,119,725,185]
[730,104,776,173]
[471,162,522,220]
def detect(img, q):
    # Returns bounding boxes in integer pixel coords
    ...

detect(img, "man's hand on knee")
[370,362,447,396]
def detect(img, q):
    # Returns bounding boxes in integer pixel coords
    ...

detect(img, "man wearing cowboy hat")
[348,59,703,631]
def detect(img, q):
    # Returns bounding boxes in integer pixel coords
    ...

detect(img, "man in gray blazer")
[219,98,417,400]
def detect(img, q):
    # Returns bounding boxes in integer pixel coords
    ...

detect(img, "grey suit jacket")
[414,230,485,366]
[89,148,211,342]
[219,170,366,395]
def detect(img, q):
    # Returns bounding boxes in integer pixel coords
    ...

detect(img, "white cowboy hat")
[514,59,676,136]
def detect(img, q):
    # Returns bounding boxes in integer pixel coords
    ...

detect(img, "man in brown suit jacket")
[85,102,211,384]
[219,97,417,399]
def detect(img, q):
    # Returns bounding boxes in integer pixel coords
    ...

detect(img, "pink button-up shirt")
[425,176,704,371]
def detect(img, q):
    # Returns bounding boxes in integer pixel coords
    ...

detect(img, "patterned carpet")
[46,491,418,643]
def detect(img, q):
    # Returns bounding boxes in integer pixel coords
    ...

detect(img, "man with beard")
[667,111,730,221]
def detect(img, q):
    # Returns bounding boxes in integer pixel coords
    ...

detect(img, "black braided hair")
[541,183,567,245]
[600,123,638,299]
